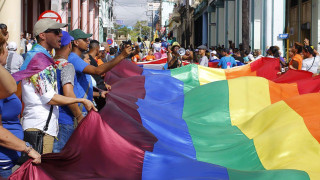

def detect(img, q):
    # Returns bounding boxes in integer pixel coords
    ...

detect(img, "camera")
[121,40,135,58]
[121,40,132,49]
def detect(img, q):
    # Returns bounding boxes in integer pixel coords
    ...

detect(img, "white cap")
[7,42,17,51]
[33,18,67,36]
[211,50,217,54]
[248,54,255,60]
[99,46,105,51]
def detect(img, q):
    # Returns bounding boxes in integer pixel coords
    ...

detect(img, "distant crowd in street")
[128,33,320,75]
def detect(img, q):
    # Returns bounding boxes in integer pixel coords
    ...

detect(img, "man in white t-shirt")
[20,32,27,54]
[198,45,209,67]
[5,42,24,74]
[248,53,255,61]
[210,50,219,61]
[153,38,162,53]
[17,19,96,154]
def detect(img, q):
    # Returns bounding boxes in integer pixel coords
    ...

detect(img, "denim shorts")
[53,124,74,153]
[0,168,12,178]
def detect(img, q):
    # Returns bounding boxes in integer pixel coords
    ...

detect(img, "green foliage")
[114,23,132,38]
[133,21,151,39]
[114,21,151,42]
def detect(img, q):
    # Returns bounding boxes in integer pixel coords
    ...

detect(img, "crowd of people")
[133,34,320,75]
[1,17,320,178]
[0,19,135,178]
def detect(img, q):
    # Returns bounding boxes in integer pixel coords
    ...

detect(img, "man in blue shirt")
[52,29,131,152]
[68,29,131,103]
[218,48,237,69]
[161,38,168,49]
[53,31,96,153]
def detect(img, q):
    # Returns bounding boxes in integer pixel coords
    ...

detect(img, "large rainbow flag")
[10,58,320,179]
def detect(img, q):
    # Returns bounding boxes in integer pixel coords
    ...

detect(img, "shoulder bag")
[17,105,53,165]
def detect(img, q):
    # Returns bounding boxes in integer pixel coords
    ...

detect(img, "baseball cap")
[7,42,17,51]
[61,31,74,47]
[69,29,92,40]
[33,18,67,36]
[197,45,207,50]
[211,50,217,54]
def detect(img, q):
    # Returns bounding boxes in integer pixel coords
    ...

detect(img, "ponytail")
[269,46,280,58]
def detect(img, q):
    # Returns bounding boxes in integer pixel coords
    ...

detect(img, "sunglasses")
[44,29,62,35]
[79,38,89,42]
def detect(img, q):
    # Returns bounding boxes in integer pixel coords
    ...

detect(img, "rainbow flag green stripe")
[227,169,309,180]
[183,80,264,170]
[171,64,200,93]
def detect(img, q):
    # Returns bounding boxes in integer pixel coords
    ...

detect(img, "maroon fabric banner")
[104,60,143,85]
[10,111,153,179]
[10,75,157,180]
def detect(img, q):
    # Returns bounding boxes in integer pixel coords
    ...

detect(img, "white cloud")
[114,0,149,26]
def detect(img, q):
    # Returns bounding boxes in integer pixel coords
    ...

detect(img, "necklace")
[54,55,67,60]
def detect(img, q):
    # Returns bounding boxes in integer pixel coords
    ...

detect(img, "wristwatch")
[99,91,102,97]
[25,142,33,154]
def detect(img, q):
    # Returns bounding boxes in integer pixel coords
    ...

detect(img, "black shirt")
[89,55,106,90]
[234,56,244,63]
[168,54,182,69]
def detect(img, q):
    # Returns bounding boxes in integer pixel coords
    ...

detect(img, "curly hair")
[0,33,6,55]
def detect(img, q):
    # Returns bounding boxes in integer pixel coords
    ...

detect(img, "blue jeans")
[53,124,74,153]
[0,168,12,178]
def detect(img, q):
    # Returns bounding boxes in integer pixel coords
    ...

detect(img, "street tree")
[130,21,151,42]
[114,23,132,39]
[114,21,151,43]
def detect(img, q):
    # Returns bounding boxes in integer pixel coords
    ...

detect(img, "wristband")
[24,142,33,154]
[99,91,102,97]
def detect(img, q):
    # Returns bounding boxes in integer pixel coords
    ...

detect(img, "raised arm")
[83,45,132,76]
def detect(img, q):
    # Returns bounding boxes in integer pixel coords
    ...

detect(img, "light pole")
[152,9,154,41]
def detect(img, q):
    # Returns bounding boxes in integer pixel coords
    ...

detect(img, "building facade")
[100,0,114,43]
[0,0,114,52]
[165,0,320,56]
[167,0,194,48]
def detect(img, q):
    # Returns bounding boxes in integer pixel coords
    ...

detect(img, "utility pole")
[152,9,154,41]
[160,0,162,34]
[186,0,190,47]
[242,0,250,52]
